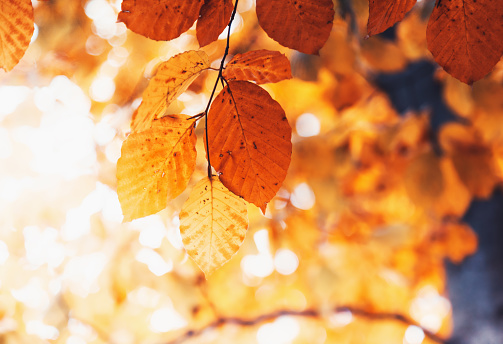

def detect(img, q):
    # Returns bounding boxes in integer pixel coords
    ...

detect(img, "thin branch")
[164,305,447,344]
[203,0,239,179]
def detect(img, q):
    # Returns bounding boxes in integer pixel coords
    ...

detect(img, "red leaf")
[426,0,503,84]
[256,0,334,55]
[196,0,233,47]
[118,0,204,41]
[367,0,417,36]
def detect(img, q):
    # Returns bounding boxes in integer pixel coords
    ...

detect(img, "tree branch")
[203,0,239,179]
[165,305,447,344]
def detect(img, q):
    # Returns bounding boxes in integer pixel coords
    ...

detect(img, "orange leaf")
[179,176,248,277]
[367,0,417,36]
[196,0,233,47]
[117,115,197,222]
[207,81,292,212]
[426,0,503,84]
[118,0,204,41]
[222,50,292,84]
[256,0,334,55]
[0,0,34,72]
[131,50,210,133]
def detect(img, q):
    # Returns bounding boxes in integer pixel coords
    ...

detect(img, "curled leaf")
[223,50,292,84]
[256,0,334,55]
[132,50,210,133]
[0,0,34,72]
[118,0,204,41]
[426,0,503,84]
[117,115,197,222]
[196,0,233,47]
[207,80,292,212]
[179,176,248,277]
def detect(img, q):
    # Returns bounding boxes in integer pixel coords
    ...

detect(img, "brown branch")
[164,306,447,344]
[203,0,239,179]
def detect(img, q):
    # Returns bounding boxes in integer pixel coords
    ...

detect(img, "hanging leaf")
[256,0,334,55]
[222,50,293,84]
[367,0,417,36]
[179,176,248,277]
[426,0,503,84]
[118,0,204,41]
[0,0,34,72]
[207,80,292,212]
[117,115,198,222]
[131,50,210,133]
[196,0,233,47]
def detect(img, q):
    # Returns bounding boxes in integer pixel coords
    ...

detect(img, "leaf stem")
[204,0,239,179]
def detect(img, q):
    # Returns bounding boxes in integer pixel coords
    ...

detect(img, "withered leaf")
[131,50,210,133]
[179,176,248,277]
[223,49,292,84]
[256,0,334,55]
[367,0,417,37]
[118,0,204,41]
[0,0,34,72]
[196,0,233,47]
[117,115,197,222]
[426,0,503,84]
[207,80,292,212]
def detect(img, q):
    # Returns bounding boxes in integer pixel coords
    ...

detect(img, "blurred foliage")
[1,0,502,343]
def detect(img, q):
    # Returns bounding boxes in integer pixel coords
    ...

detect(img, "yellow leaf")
[179,176,248,277]
[131,51,210,133]
[118,0,204,41]
[0,0,34,72]
[223,50,292,84]
[117,115,197,222]
[207,81,292,212]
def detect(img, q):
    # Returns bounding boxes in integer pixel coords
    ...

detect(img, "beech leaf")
[367,0,417,37]
[426,0,503,84]
[131,50,210,133]
[179,176,248,277]
[256,0,334,55]
[207,80,292,212]
[222,50,293,84]
[117,115,197,222]
[0,0,34,72]
[118,0,204,41]
[196,0,233,47]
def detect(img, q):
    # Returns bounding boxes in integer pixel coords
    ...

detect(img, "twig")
[164,305,447,344]
[203,0,239,179]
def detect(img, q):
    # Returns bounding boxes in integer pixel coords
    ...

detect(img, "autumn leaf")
[367,0,417,37]
[426,0,503,84]
[256,0,334,55]
[117,115,197,222]
[196,0,233,47]
[179,176,248,277]
[207,80,292,212]
[118,0,204,41]
[0,0,34,72]
[131,50,210,133]
[222,50,292,84]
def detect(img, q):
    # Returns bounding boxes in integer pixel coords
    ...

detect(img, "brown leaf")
[256,0,334,55]
[426,0,503,84]
[118,0,204,41]
[0,0,34,72]
[131,50,210,133]
[207,81,292,211]
[117,115,197,222]
[196,0,233,47]
[222,50,292,84]
[367,0,417,36]
[179,176,248,277]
